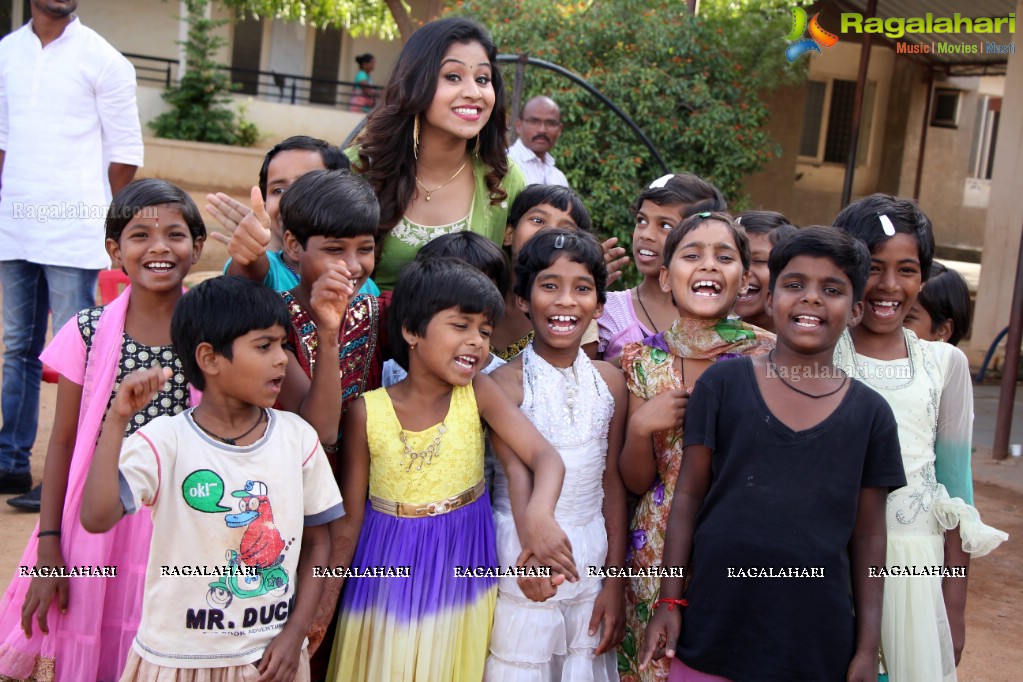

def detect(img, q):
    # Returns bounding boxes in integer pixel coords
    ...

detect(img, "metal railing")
[122,52,381,110]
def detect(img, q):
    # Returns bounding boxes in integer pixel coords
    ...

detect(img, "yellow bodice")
[363,384,484,504]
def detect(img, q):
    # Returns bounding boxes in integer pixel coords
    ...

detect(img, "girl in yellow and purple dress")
[328,257,578,681]
[617,212,775,682]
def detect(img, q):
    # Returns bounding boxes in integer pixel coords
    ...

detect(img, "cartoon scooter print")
[207,480,289,609]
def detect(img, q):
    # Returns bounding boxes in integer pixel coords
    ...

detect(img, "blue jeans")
[0,261,97,474]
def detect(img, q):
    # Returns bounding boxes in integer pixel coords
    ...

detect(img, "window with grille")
[799,78,876,166]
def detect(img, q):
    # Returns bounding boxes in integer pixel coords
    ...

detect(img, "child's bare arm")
[619,388,688,495]
[474,373,576,582]
[258,523,330,682]
[22,377,82,638]
[638,443,712,670]
[278,264,354,443]
[847,486,888,682]
[942,526,970,666]
[491,432,563,601]
[591,363,629,654]
[81,366,170,533]
[308,398,370,652]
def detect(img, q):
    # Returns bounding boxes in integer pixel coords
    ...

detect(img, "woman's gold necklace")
[415,159,469,202]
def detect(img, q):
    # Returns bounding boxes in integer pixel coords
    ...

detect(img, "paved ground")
[972,384,1023,495]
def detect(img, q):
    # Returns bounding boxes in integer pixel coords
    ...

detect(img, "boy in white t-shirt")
[81,276,344,682]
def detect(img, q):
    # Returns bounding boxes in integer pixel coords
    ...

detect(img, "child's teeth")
[639,250,656,257]
[549,315,578,332]
[871,301,900,318]
[692,280,721,296]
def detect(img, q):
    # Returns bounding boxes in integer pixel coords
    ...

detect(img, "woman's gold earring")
[473,133,481,156]
[413,115,420,160]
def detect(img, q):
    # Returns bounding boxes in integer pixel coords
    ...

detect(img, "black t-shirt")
[678,358,906,681]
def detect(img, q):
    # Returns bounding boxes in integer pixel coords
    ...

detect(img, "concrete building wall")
[742,83,803,216]
[744,37,1003,253]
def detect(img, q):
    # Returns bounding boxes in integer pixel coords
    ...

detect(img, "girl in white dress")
[832,195,1007,682]
[485,229,628,681]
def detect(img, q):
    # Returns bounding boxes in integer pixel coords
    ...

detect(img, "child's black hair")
[258,135,350,200]
[736,210,799,245]
[514,228,608,305]
[767,226,871,302]
[508,184,592,233]
[171,276,291,391]
[631,173,727,218]
[832,193,935,282]
[388,257,505,371]
[416,231,511,299]
[918,262,972,345]
[279,170,380,247]
[664,211,750,271]
[106,179,206,243]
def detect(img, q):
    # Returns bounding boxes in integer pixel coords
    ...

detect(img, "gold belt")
[370,480,486,518]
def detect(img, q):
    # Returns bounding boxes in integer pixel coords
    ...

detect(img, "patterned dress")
[617,318,774,682]
[327,384,497,681]
[0,300,191,682]
[282,291,380,470]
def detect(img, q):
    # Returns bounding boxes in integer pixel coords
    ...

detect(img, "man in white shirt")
[507,96,569,187]
[0,0,143,508]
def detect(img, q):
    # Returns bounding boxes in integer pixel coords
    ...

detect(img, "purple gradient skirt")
[327,494,498,681]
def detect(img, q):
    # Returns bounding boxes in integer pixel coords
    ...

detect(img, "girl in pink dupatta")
[0,180,206,682]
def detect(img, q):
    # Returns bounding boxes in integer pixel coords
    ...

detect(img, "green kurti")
[345,148,525,290]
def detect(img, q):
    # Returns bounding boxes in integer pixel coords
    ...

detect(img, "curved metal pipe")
[498,54,670,174]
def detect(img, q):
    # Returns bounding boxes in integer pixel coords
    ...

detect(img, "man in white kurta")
[0,0,143,507]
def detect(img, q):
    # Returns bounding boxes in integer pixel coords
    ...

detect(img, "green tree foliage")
[451,0,805,286]
[150,0,260,147]
[220,0,444,41]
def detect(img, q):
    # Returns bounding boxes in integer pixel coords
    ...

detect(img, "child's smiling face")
[860,233,923,336]
[404,307,492,386]
[285,233,376,294]
[519,254,601,353]
[734,232,772,325]
[767,255,862,354]
[106,204,203,293]
[659,220,747,320]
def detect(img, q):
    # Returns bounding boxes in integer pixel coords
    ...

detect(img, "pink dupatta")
[0,285,199,682]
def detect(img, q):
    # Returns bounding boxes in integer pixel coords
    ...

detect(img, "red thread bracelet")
[653,598,689,611]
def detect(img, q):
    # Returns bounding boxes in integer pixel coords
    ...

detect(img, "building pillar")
[972,0,1023,364]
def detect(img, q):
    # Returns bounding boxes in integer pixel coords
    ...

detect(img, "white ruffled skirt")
[484,509,618,682]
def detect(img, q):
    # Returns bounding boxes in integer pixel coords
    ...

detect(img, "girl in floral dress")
[617,213,774,682]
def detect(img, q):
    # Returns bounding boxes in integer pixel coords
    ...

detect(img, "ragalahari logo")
[786,7,839,61]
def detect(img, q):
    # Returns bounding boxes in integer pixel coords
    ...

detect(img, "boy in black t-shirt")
[639,227,906,682]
